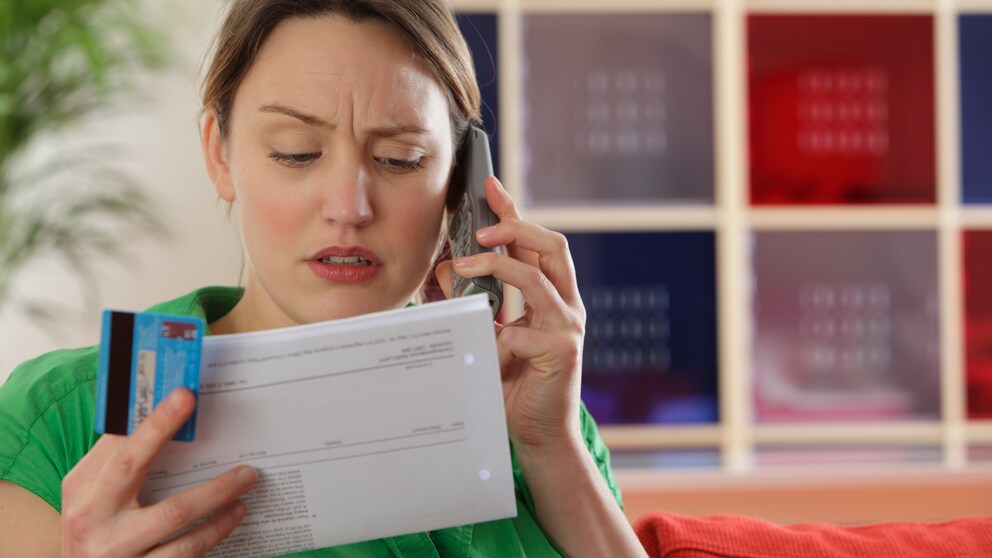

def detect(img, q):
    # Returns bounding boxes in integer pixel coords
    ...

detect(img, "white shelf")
[748,207,941,229]
[525,206,718,231]
[961,207,992,227]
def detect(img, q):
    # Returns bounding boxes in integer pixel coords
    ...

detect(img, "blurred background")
[1,0,990,524]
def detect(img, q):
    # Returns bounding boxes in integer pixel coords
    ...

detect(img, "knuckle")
[566,311,585,335]
[498,325,517,346]
[482,251,500,266]
[178,534,207,558]
[61,507,95,542]
[529,267,550,289]
[552,231,569,252]
[161,499,192,528]
[111,448,136,476]
[564,338,582,362]
[216,472,242,500]
[62,472,81,498]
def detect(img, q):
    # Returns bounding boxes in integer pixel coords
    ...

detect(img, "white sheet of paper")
[139,295,515,557]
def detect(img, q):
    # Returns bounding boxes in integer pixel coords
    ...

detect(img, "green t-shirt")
[0,287,622,557]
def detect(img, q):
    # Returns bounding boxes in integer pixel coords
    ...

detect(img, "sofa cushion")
[634,511,992,558]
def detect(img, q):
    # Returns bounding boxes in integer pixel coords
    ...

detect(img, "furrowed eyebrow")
[258,104,431,138]
[258,103,331,128]
[368,124,431,138]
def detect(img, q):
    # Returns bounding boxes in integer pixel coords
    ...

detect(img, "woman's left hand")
[436,176,585,452]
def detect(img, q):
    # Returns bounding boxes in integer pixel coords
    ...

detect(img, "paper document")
[139,295,515,556]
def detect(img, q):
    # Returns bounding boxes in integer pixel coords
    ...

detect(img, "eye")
[376,156,424,173]
[269,151,321,167]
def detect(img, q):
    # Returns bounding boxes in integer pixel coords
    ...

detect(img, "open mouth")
[319,256,374,266]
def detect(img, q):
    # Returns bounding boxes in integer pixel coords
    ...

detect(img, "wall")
[0,0,239,382]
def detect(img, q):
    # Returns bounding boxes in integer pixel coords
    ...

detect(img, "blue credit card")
[95,310,204,441]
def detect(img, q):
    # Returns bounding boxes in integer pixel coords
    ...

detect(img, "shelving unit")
[450,0,992,499]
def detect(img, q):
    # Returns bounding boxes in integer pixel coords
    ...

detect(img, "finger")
[145,500,247,558]
[483,177,538,267]
[434,260,454,300]
[496,324,582,380]
[453,252,572,328]
[125,465,256,552]
[475,219,580,306]
[62,434,126,497]
[92,388,196,511]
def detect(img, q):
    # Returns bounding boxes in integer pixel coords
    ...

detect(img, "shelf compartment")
[455,12,502,176]
[567,231,719,425]
[964,230,992,418]
[747,14,936,205]
[522,12,714,206]
[751,231,941,422]
[960,14,992,204]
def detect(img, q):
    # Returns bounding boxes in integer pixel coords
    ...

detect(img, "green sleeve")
[579,401,623,509]
[0,347,101,513]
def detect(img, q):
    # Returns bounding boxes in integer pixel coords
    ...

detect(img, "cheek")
[238,184,311,253]
[406,181,448,244]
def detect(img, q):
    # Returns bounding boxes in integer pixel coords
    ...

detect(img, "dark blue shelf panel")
[960,15,992,204]
[567,231,719,425]
[456,12,501,177]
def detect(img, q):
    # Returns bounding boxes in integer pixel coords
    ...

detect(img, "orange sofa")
[633,512,992,557]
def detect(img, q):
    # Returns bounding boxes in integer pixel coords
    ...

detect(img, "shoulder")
[1,345,100,413]
[146,286,243,325]
[0,345,100,511]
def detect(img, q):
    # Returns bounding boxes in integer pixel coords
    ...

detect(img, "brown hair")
[202,0,482,148]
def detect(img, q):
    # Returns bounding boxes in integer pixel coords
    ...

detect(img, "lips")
[307,246,382,284]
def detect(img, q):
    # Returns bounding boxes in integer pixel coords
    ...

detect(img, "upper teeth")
[321,256,372,265]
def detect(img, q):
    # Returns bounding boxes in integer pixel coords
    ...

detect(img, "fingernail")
[453,256,475,268]
[476,226,494,240]
[232,502,247,519]
[237,466,257,485]
[165,389,185,411]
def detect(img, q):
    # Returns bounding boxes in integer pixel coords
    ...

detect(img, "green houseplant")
[0,0,169,320]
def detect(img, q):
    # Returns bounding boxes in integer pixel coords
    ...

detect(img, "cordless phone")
[448,126,504,316]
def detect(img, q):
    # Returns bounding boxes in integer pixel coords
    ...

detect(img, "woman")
[0,1,646,556]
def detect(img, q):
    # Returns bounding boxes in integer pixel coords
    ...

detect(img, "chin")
[302,296,409,324]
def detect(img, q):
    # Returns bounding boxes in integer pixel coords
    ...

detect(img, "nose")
[319,150,373,227]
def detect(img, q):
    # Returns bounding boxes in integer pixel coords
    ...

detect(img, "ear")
[202,109,235,202]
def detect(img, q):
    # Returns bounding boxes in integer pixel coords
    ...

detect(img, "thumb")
[434,260,454,300]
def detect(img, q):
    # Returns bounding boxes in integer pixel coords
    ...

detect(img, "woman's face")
[208,15,454,328]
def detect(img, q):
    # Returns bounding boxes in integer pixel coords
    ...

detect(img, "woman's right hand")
[61,388,257,557]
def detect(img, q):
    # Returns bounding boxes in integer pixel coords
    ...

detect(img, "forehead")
[235,15,449,128]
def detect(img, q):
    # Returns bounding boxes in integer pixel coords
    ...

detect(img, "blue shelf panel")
[456,12,501,176]
[567,231,719,425]
[960,15,992,204]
